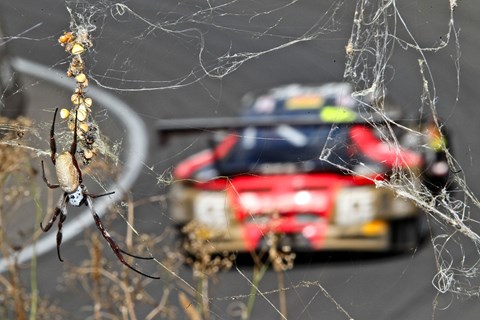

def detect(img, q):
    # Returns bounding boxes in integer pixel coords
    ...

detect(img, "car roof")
[241,82,399,121]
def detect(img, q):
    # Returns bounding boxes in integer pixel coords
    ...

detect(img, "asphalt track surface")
[2,1,480,319]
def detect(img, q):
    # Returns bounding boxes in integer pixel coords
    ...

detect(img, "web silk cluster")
[342,0,480,296]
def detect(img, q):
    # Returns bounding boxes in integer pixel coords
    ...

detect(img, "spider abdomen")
[56,152,80,193]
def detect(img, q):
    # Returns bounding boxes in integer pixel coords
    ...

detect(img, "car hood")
[223,173,374,220]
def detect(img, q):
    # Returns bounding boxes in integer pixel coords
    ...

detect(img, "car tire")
[390,215,427,253]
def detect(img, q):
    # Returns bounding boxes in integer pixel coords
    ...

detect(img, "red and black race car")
[157,83,451,253]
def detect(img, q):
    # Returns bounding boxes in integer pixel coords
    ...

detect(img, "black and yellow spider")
[40,108,159,279]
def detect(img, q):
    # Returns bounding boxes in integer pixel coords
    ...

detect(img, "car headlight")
[168,183,193,225]
[335,187,377,226]
[193,191,229,230]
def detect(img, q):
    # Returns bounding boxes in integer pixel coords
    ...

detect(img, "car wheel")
[390,216,427,253]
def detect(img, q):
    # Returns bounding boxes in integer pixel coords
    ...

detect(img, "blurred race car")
[157,83,451,253]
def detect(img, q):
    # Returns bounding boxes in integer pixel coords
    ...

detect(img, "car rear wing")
[156,114,389,144]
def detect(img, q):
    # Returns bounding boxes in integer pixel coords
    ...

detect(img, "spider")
[40,108,159,279]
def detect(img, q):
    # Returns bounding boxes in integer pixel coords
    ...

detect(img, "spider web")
[0,0,479,319]
[342,0,480,298]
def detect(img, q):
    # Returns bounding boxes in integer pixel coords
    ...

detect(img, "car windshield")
[217,124,354,175]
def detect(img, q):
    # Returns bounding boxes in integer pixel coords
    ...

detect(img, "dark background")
[2,1,480,319]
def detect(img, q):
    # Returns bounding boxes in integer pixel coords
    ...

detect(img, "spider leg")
[56,212,67,262]
[119,248,157,260]
[88,191,115,199]
[41,160,60,189]
[86,196,160,279]
[40,193,67,231]
[40,207,60,232]
[70,110,83,184]
[50,108,58,165]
